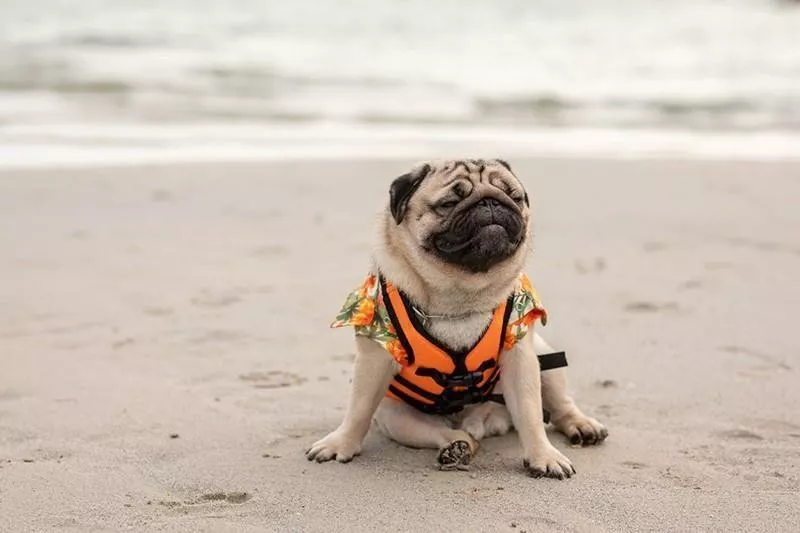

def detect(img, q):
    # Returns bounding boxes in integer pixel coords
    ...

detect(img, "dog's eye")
[510,194,525,204]
[438,200,459,209]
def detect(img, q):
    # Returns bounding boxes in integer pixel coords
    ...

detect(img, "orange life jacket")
[380,276,514,415]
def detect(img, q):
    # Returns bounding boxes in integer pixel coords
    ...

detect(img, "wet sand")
[1,159,799,532]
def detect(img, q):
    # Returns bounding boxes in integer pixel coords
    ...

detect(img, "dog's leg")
[459,399,513,440]
[306,337,397,463]
[374,398,477,470]
[533,333,608,446]
[500,332,575,479]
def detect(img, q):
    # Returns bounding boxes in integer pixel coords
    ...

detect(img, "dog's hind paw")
[437,440,473,471]
[553,411,608,447]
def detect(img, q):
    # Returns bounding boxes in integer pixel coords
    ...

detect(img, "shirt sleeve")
[503,273,548,351]
[331,274,409,365]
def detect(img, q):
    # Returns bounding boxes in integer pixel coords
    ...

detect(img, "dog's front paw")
[523,443,575,480]
[305,428,362,463]
[552,411,608,447]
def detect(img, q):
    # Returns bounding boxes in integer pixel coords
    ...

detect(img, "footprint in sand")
[715,428,764,441]
[758,419,800,433]
[150,189,174,202]
[68,230,90,240]
[239,371,307,389]
[722,236,800,257]
[623,301,680,314]
[142,306,174,317]
[152,492,251,510]
[191,291,241,308]
[190,286,272,309]
[642,241,669,252]
[0,388,22,402]
[195,492,251,504]
[330,353,356,363]
[595,379,618,388]
[191,329,249,345]
[719,345,791,371]
[251,245,290,258]
[621,461,648,470]
[704,261,734,271]
[574,257,606,274]
[678,279,704,291]
[112,338,135,349]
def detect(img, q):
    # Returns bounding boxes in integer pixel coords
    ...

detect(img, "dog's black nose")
[477,197,501,208]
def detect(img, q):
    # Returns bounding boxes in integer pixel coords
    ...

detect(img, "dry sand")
[1,159,799,532]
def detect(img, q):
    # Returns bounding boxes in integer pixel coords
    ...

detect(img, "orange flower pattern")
[331,273,545,365]
[331,274,409,364]
[349,298,375,326]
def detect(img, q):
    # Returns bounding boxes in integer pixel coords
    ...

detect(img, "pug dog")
[305,159,607,478]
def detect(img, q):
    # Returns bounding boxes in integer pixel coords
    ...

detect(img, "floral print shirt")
[331,273,547,366]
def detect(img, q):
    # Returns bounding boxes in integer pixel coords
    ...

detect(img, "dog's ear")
[389,163,431,224]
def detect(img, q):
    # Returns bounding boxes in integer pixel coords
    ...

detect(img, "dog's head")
[386,159,531,277]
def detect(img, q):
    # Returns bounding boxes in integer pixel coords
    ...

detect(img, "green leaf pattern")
[332,273,546,356]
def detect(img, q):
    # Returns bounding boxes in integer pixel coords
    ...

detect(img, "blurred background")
[1,0,799,166]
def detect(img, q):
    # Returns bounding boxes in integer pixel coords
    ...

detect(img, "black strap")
[388,384,466,415]
[538,351,568,372]
[486,351,568,407]
[393,374,440,402]
[388,384,436,412]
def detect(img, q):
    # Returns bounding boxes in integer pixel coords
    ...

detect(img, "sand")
[1,158,798,532]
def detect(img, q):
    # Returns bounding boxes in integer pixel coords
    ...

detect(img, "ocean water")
[2,0,800,166]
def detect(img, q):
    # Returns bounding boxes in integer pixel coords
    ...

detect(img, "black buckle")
[445,371,484,387]
[435,387,485,412]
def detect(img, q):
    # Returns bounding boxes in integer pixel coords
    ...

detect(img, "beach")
[1,158,798,532]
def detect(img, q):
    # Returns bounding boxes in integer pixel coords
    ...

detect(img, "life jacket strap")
[538,351,568,372]
[486,351,568,410]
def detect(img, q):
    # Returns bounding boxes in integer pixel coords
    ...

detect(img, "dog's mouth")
[429,198,525,273]
[434,224,512,252]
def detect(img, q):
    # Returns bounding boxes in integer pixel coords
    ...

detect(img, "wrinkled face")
[389,159,530,274]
